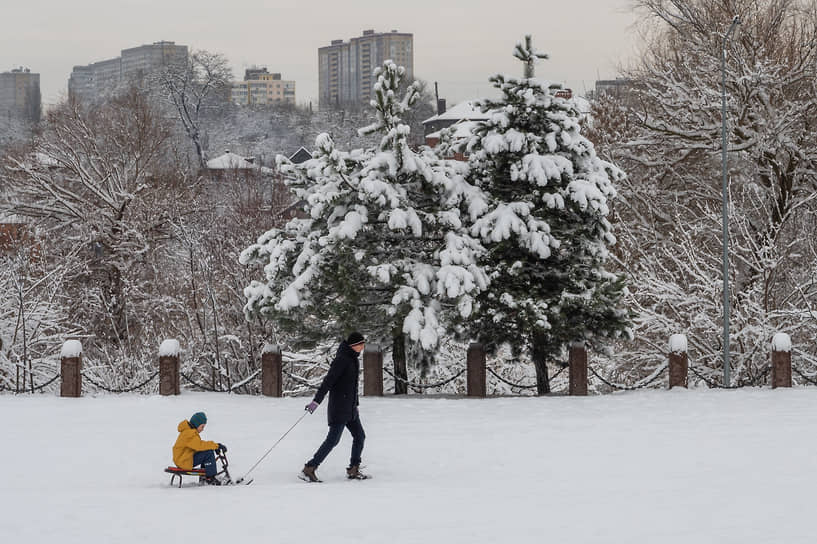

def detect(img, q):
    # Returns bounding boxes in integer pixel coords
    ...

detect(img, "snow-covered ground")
[3,389,815,543]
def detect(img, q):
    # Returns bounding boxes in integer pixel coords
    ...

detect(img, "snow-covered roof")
[422,100,491,125]
[206,151,275,174]
[206,151,256,170]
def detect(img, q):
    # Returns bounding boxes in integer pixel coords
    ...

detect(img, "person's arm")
[184,431,219,452]
[313,353,348,404]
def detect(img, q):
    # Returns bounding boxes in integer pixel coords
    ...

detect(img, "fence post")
[261,344,283,397]
[60,340,82,397]
[159,339,181,396]
[569,343,588,396]
[668,334,688,389]
[363,345,383,396]
[467,343,486,397]
[771,333,792,389]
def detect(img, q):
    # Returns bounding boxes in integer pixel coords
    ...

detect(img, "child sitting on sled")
[172,411,227,485]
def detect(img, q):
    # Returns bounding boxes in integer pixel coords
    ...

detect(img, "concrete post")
[569,343,588,396]
[771,333,792,389]
[467,343,486,397]
[261,344,283,397]
[363,345,383,396]
[159,339,181,396]
[668,334,688,389]
[60,340,82,397]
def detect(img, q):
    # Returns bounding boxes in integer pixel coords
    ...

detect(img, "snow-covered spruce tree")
[241,61,487,382]
[459,38,631,394]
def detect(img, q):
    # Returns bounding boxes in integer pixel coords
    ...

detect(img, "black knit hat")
[346,331,365,346]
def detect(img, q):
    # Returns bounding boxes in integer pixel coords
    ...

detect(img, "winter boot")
[346,465,369,480]
[203,476,222,486]
[300,464,321,483]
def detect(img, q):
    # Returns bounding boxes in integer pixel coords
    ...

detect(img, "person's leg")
[306,422,345,467]
[193,450,217,477]
[346,414,366,467]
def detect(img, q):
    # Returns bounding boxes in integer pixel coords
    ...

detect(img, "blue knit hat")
[190,412,207,428]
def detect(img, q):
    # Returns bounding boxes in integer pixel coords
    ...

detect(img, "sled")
[165,450,234,487]
[164,466,207,487]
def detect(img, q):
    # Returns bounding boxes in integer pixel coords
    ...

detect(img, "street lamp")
[721,15,740,387]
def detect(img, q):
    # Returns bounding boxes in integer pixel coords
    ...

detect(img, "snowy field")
[3,389,815,543]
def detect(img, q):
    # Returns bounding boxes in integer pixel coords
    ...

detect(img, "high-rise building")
[0,67,41,122]
[231,67,296,106]
[68,41,188,102]
[318,29,413,109]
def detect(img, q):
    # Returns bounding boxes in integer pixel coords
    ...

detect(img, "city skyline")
[1,0,640,110]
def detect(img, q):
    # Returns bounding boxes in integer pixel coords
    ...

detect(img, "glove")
[217,443,227,453]
[305,401,319,414]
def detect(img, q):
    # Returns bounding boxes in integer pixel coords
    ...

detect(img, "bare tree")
[0,246,79,393]
[589,0,817,384]
[159,50,233,168]
[1,88,195,348]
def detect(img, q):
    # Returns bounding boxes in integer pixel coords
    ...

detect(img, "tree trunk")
[392,329,408,395]
[531,333,551,396]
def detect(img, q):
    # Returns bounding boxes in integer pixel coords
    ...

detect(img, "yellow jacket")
[172,420,219,470]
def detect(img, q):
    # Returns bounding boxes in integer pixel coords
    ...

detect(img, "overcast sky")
[1,0,641,108]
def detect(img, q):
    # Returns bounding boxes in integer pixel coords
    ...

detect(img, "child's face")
[196,423,206,433]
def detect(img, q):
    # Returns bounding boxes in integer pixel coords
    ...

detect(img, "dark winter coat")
[314,341,361,425]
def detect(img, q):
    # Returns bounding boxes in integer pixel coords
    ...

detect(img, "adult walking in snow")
[300,332,368,482]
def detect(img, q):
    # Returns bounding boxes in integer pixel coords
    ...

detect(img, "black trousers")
[193,449,217,477]
[307,412,365,468]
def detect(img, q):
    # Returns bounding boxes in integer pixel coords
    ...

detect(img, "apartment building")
[68,41,188,102]
[318,29,413,109]
[0,67,41,122]
[231,67,296,106]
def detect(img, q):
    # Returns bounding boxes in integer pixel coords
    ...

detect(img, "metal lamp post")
[721,16,740,387]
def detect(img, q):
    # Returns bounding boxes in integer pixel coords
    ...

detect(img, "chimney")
[437,98,446,115]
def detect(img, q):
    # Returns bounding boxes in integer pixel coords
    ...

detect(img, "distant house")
[0,215,36,256]
[203,150,275,182]
[422,101,493,161]
[422,100,490,142]
[276,147,314,221]
[594,78,632,100]
[424,121,481,161]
